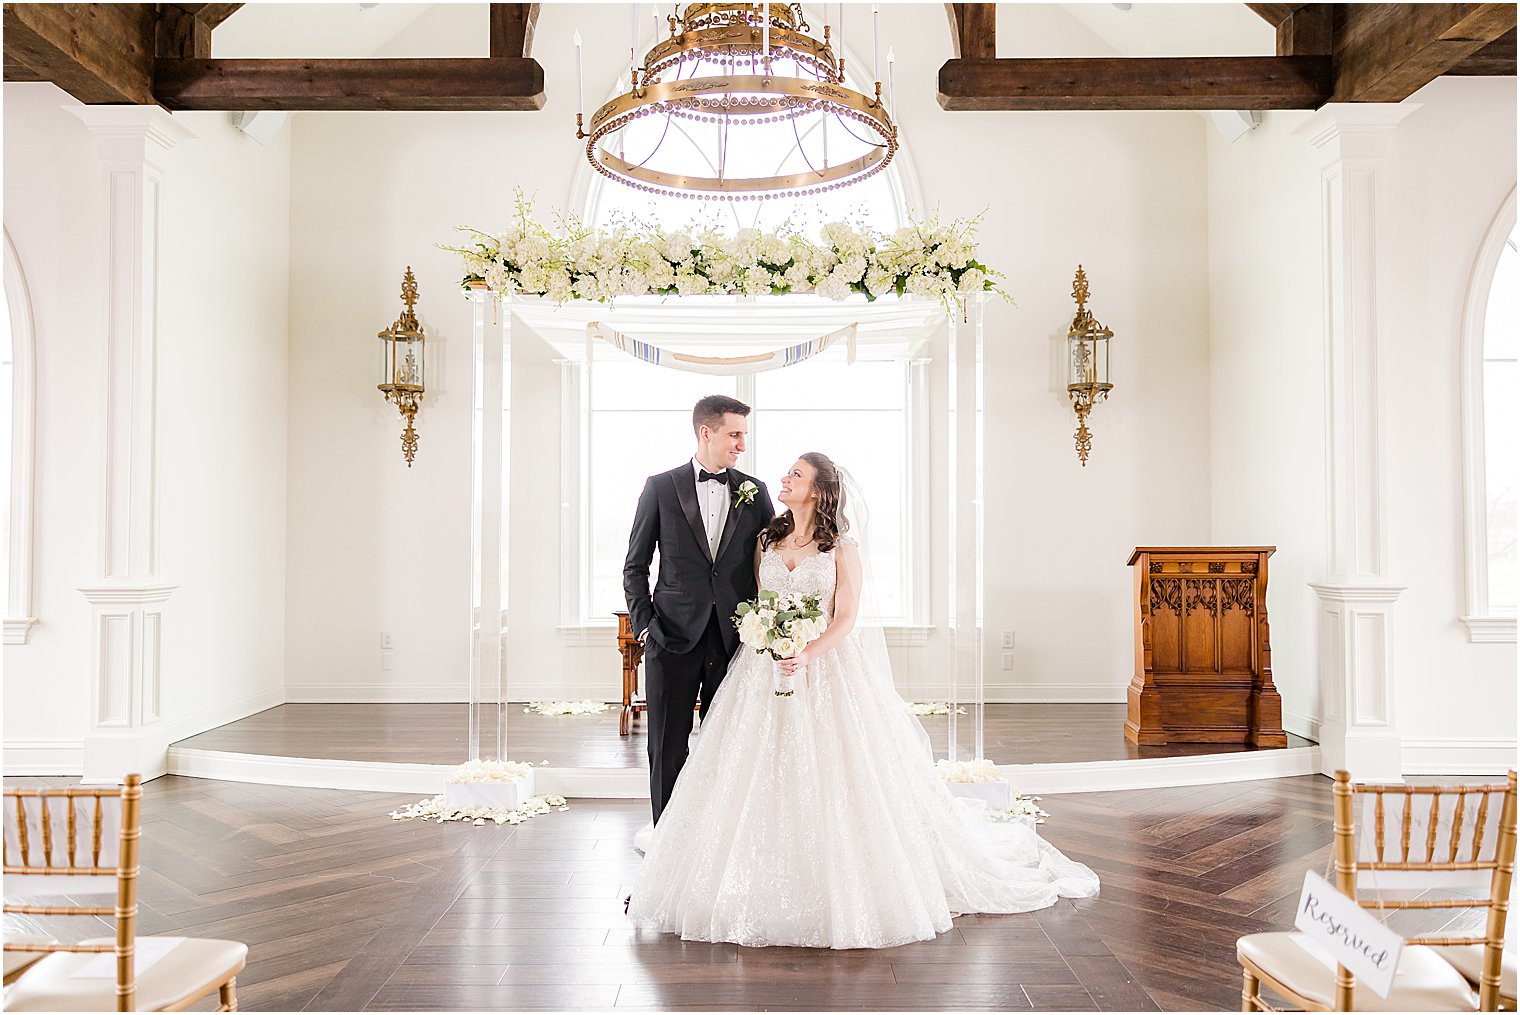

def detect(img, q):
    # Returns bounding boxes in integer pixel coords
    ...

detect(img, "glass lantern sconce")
[1066,265,1113,467]
[377,266,427,467]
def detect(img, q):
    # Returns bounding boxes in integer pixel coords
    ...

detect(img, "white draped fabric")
[589,321,858,375]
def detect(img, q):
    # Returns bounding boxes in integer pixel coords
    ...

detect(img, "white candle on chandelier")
[887,46,895,110]
[630,3,638,81]
[762,2,770,73]
[837,3,845,74]
[573,29,584,115]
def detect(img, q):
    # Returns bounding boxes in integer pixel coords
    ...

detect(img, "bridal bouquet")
[733,589,827,697]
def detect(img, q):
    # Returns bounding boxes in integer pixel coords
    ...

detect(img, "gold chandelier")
[575,3,897,200]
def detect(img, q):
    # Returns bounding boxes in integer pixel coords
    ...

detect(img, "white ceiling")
[214,3,1275,61]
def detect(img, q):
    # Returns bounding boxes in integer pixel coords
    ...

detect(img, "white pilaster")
[67,106,196,785]
[1297,105,1418,781]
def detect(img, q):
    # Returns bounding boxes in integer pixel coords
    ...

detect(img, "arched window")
[3,228,37,644]
[1461,191,1517,642]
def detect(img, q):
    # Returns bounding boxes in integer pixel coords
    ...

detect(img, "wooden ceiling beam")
[945,3,995,60]
[156,6,212,60]
[1276,4,1333,56]
[164,4,243,29]
[1445,26,1517,74]
[1246,4,1309,28]
[153,57,547,111]
[489,4,538,59]
[2,3,156,103]
[1333,3,1517,101]
[937,56,1330,110]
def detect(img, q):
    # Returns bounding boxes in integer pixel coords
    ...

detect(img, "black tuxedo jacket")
[623,464,775,656]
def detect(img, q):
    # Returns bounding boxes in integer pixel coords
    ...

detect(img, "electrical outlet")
[382,651,394,671]
[1000,630,1014,649]
[381,631,393,650]
[1001,651,1014,670]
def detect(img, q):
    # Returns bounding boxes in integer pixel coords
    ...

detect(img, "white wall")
[2,83,291,774]
[1382,78,1517,772]
[280,2,1215,711]
[1204,108,1328,743]
[1206,77,1518,773]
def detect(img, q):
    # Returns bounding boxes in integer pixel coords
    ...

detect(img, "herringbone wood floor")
[3,774,1478,1012]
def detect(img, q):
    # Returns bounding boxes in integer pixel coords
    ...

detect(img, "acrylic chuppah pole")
[944,294,986,763]
[469,289,511,762]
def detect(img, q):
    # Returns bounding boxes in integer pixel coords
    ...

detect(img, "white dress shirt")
[692,459,729,558]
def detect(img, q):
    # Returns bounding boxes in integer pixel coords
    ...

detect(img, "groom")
[624,394,775,824]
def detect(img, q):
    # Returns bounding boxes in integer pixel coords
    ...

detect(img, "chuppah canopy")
[468,289,986,773]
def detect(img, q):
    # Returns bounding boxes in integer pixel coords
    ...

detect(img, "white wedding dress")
[627,544,1100,949]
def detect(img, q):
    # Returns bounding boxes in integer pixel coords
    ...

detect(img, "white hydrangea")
[958,267,987,293]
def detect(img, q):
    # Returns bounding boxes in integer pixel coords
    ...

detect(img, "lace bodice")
[758,546,843,620]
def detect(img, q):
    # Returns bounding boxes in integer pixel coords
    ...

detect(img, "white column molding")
[67,106,196,785]
[1295,104,1420,781]
[78,583,179,784]
[4,229,38,644]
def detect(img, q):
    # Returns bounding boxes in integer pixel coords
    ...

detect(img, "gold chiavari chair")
[3,775,248,1011]
[1237,770,1518,1012]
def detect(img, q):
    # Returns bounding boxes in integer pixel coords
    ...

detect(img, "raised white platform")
[166,743,1322,796]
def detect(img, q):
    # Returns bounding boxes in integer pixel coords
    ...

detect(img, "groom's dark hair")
[692,394,751,436]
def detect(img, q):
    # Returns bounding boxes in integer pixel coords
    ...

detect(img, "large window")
[582,353,920,626]
[1481,226,1517,613]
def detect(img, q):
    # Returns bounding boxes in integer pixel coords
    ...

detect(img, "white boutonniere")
[735,480,759,506]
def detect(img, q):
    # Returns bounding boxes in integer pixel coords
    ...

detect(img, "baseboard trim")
[163,687,285,743]
[3,740,84,776]
[1401,738,1517,775]
[1285,709,1322,742]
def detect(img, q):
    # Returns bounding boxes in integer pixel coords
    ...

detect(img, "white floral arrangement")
[523,700,612,717]
[936,758,1005,784]
[734,589,827,697]
[390,793,568,826]
[444,758,532,784]
[444,193,1009,310]
[905,701,968,716]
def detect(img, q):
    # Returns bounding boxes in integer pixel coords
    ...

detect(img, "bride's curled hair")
[761,452,849,553]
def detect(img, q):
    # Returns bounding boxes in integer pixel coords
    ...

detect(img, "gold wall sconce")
[1066,265,1113,467]
[377,266,427,467]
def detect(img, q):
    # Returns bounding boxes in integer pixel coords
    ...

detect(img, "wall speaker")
[1210,109,1262,143]
[231,110,289,145]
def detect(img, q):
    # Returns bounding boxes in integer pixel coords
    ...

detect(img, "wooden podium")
[613,612,645,736]
[1125,546,1287,748]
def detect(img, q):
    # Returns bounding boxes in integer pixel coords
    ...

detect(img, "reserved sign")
[1293,871,1404,999]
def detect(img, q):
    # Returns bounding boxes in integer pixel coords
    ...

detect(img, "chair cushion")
[1238,931,1478,1012]
[3,936,246,1012]
[3,934,56,982]
[1432,943,1518,999]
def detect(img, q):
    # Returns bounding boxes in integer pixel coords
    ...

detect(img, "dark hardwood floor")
[173,703,1314,768]
[6,773,1466,1012]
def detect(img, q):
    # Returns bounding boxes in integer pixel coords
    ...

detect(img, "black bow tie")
[698,469,728,484]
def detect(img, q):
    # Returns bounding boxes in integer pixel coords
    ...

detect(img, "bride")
[627,452,1099,949]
